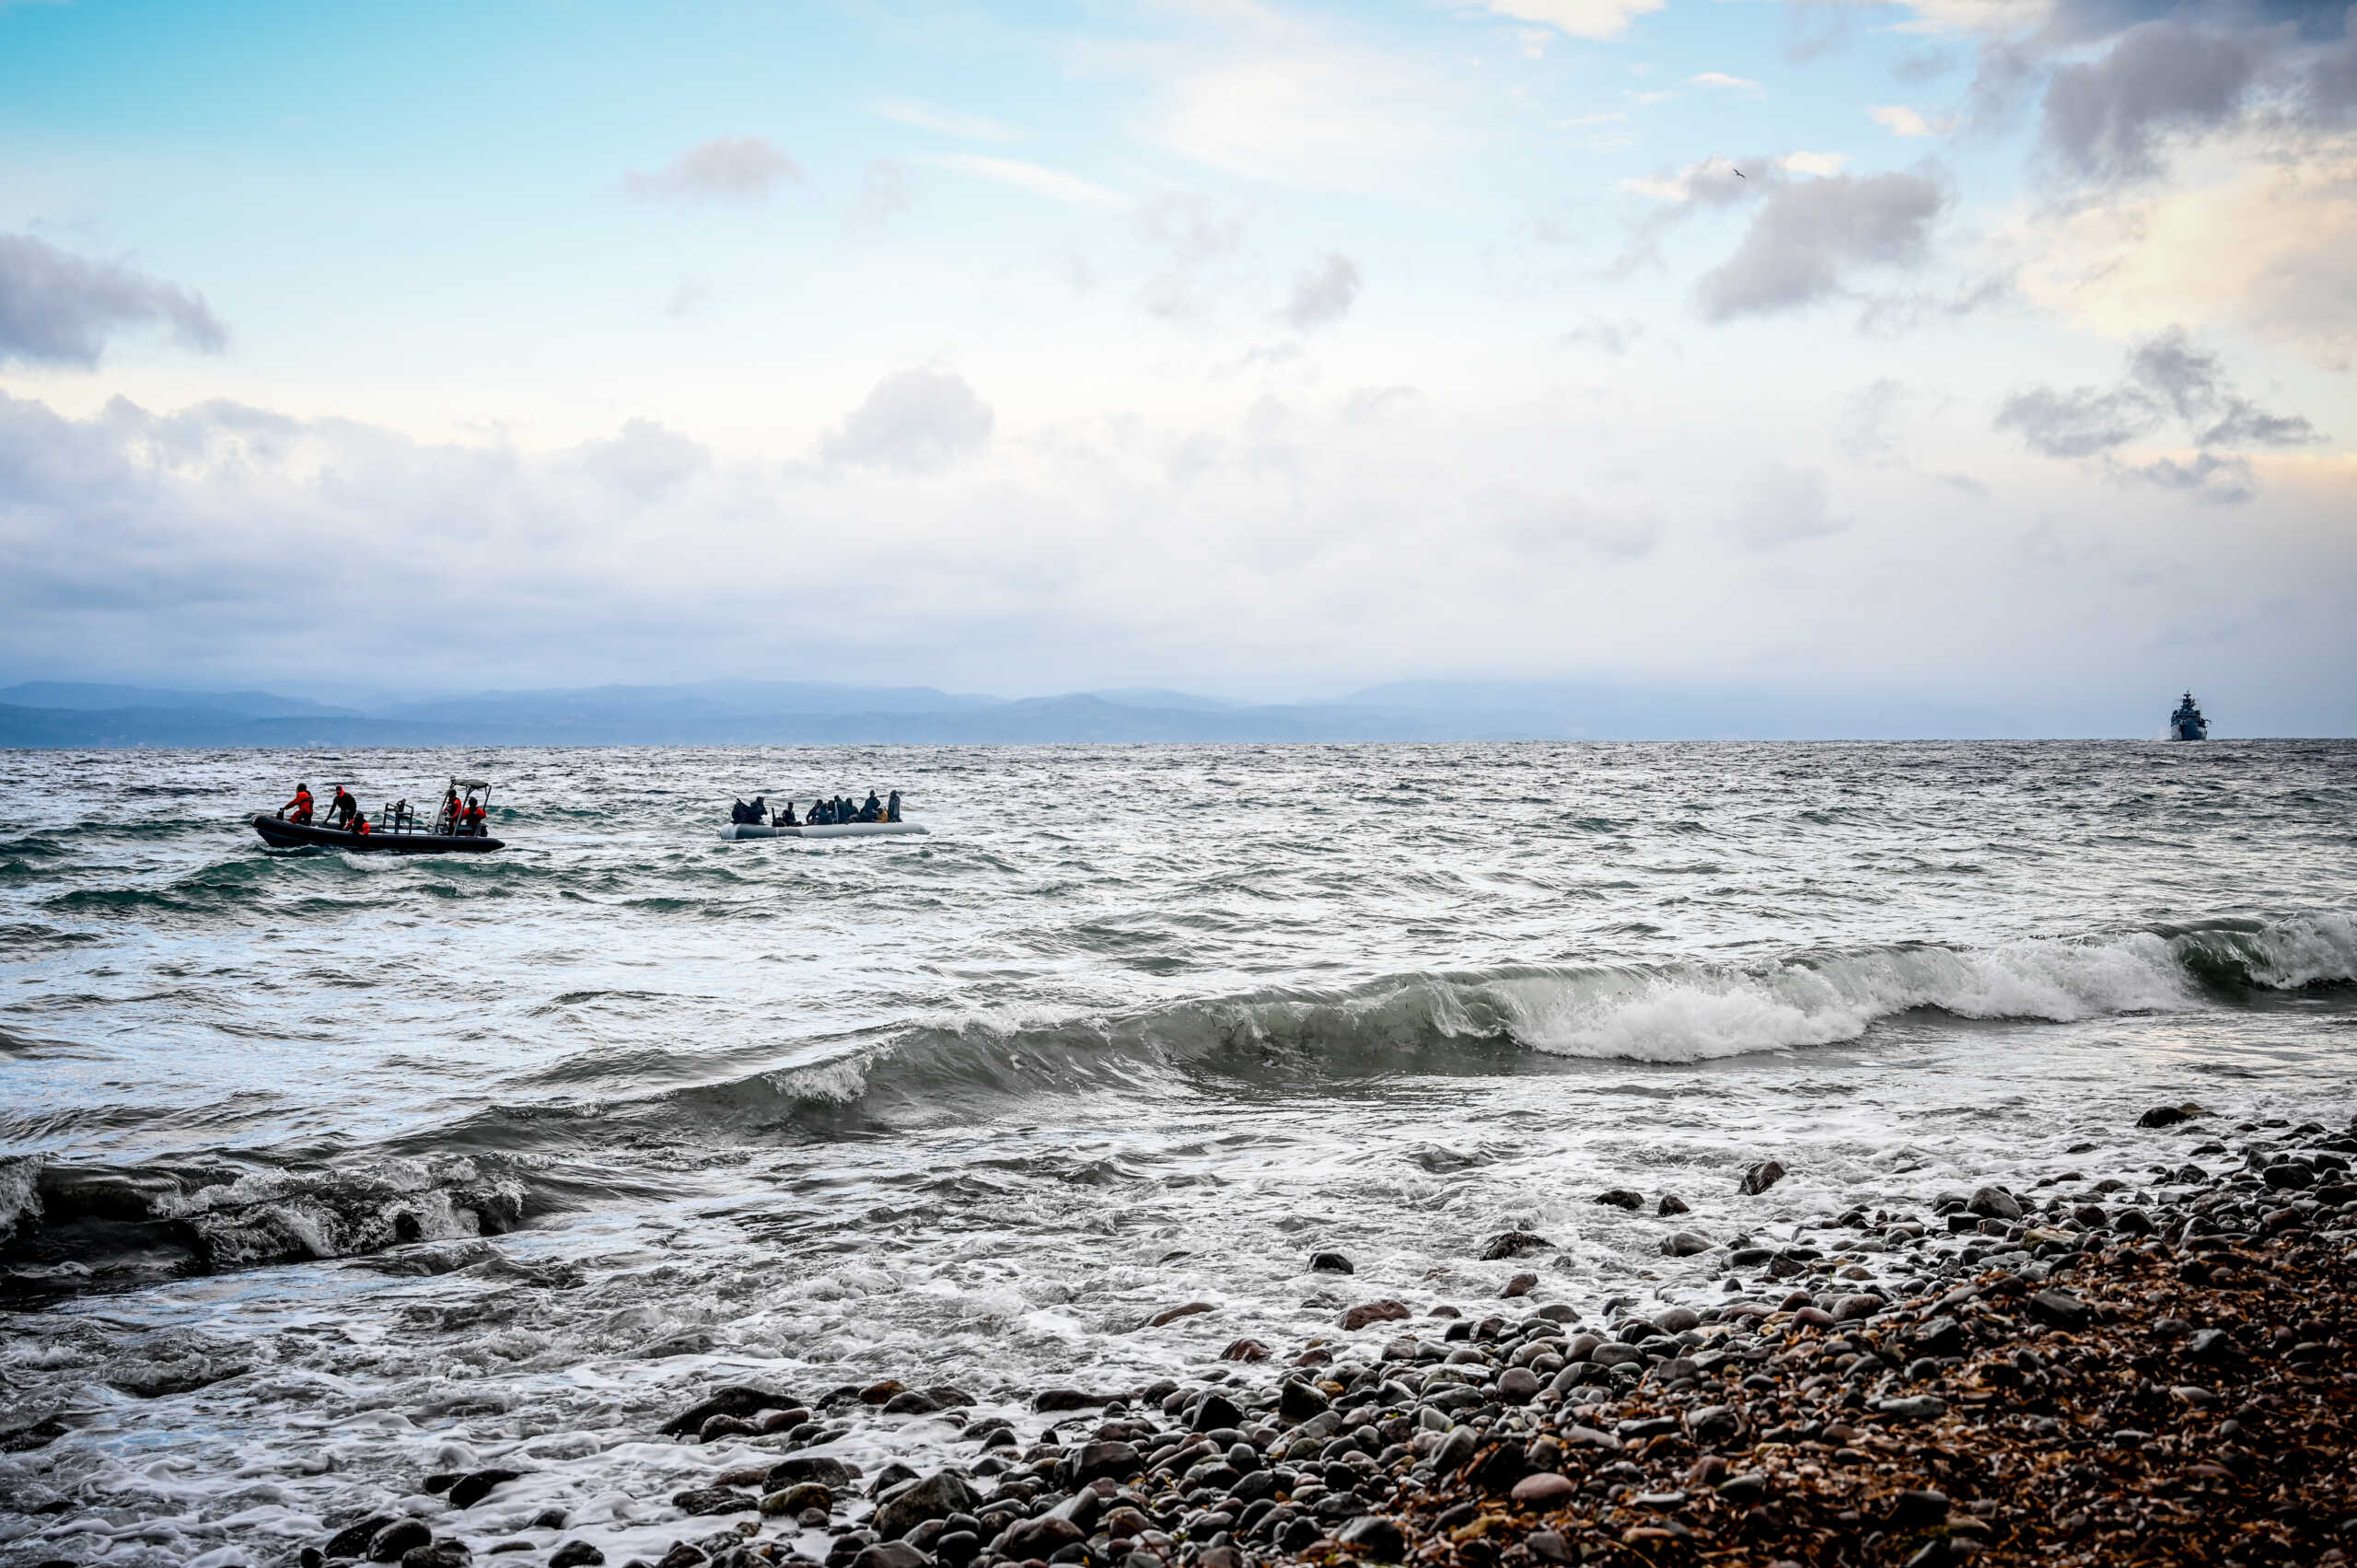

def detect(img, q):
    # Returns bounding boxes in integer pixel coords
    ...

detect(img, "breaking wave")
[614,910,2357,1132]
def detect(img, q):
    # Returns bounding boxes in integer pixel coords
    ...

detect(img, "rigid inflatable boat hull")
[252,815,505,854]
[718,821,928,841]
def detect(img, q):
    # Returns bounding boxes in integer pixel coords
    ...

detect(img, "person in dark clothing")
[886,790,901,822]
[283,784,314,824]
[461,796,486,836]
[330,786,358,829]
[838,796,853,822]
[774,799,797,826]
[438,786,460,835]
[859,791,883,822]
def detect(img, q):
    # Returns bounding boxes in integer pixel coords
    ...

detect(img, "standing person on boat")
[886,790,901,822]
[329,786,358,829]
[436,785,459,835]
[858,790,884,822]
[282,783,314,823]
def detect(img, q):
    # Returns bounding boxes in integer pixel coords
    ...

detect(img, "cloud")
[625,136,804,202]
[1489,490,1661,559]
[1690,72,1764,93]
[850,159,916,236]
[1780,151,1852,176]
[1838,377,1910,467]
[1474,0,1664,42]
[2040,20,2258,181]
[868,98,1016,143]
[820,368,994,475]
[1135,193,1249,322]
[1697,171,1946,319]
[1149,46,1459,192]
[663,278,710,319]
[1994,326,2322,494]
[0,233,226,367]
[1869,105,1945,137]
[1728,463,1848,548]
[936,154,1126,209]
[1283,253,1361,330]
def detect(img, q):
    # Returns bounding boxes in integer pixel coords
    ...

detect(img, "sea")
[2,741,2354,1563]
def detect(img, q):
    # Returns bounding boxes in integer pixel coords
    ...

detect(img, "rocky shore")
[288,1104,2357,1568]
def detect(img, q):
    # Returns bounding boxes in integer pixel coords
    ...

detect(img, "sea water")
[1,741,2353,1562]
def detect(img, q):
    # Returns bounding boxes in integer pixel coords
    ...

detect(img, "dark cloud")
[1993,384,2165,458]
[1697,172,1945,319]
[625,136,804,202]
[820,368,993,475]
[1283,253,1361,331]
[1994,326,2323,494]
[0,233,226,368]
[2040,20,2258,180]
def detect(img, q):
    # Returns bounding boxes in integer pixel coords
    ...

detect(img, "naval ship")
[2168,691,2209,741]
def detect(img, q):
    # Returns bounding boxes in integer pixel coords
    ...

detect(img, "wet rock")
[324,1516,401,1559]
[1030,1389,1109,1412]
[1717,1473,1769,1505]
[762,1483,833,1516]
[851,1545,926,1568]
[1068,1440,1143,1487]
[1657,1194,1690,1216]
[1660,1232,1713,1258]
[874,1470,979,1539]
[1190,1390,1245,1431]
[1594,1190,1643,1211]
[1335,1515,1407,1560]
[2029,1288,2092,1329]
[2139,1103,2204,1128]
[1279,1380,1331,1423]
[548,1545,603,1568]
[995,1515,1084,1559]
[368,1522,435,1562]
[1220,1338,1270,1361]
[1687,1405,1739,1443]
[400,1545,470,1568]
[1510,1472,1575,1507]
[1831,1293,1885,1323]
[1147,1302,1215,1328]
[2187,1328,2241,1363]
[1501,1273,1538,1298]
[1876,1395,1947,1421]
[448,1469,522,1510]
[1739,1160,1786,1196]
[1341,1299,1411,1331]
[1480,1232,1553,1261]
[1656,1307,1699,1332]
[1310,1251,1355,1273]
[1968,1186,2023,1221]
[932,1531,980,1568]
[1434,1427,1479,1472]
[1498,1367,1542,1403]
[882,1390,940,1415]
[767,1456,856,1491]
[660,1385,796,1438]
[1888,1490,1950,1528]
[1526,1530,1571,1562]
[672,1487,757,1517]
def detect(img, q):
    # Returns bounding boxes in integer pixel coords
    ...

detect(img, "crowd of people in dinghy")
[730,789,900,827]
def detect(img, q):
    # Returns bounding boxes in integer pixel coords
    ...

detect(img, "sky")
[0,0,2352,727]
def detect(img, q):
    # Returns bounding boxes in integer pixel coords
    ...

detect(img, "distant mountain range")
[0,678,2189,747]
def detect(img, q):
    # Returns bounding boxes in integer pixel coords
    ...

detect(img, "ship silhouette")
[2168,691,2208,741]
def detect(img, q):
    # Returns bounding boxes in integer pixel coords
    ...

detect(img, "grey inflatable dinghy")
[718,821,928,841]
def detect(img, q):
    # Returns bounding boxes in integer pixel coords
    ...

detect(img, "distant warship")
[2168,691,2209,741]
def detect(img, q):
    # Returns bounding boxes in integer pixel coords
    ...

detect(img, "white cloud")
[1690,72,1764,94]
[1780,151,1852,177]
[1150,48,1458,191]
[1474,0,1665,43]
[935,154,1128,210]
[624,136,804,202]
[1727,463,1848,548]
[1283,253,1362,331]
[868,98,1016,143]
[820,368,994,475]
[1869,105,1944,137]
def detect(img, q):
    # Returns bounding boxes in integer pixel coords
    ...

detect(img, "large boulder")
[1341,1299,1411,1331]
[659,1385,796,1438]
[1480,1232,1553,1261]
[873,1471,979,1540]
[764,1455,855,1491]
[1967,1186,2023,1221]
[1737,1160,1785,1196]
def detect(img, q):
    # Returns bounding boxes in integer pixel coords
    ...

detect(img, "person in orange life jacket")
[438,787,459,834]
[461,796,486,835]
[353,813,372,837]
[283,783,314,823]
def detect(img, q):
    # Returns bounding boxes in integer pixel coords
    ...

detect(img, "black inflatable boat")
[250,815,504,854]
[251,774,505,854]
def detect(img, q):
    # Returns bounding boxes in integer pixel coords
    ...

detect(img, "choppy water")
[3,741,2354,1562]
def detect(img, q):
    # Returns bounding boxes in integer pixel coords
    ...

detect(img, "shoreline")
[229,1101,2357,1568]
